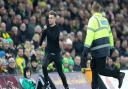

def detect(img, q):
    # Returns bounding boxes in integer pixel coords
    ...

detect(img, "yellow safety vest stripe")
[91,44,110,51]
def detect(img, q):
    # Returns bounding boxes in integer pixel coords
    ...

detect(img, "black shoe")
[118,72,125,88]
[44,84,50,89]
[44,82,50,89]
[92,87,99,89]
[65,87,69,89]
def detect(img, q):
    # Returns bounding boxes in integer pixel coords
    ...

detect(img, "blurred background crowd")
[0,0,128,75]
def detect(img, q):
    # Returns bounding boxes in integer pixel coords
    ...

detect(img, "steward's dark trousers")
[91,57,119,89]
[42,53,68,88]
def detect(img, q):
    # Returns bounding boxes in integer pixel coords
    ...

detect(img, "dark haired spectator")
[20,67,36,89]
[73,56,81,71]
[18,23,28,44]
[30,54,41,73]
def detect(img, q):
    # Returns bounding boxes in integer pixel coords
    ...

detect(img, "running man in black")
[40,10,69,89]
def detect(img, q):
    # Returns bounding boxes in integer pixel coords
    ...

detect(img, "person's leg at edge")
[95,57,125,88]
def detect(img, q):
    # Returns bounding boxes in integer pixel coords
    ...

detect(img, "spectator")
[24,49,31,67]
[16,47,26,74]
[34,25,42,35]
[0,22,13,44]
[73,56,81,71]
[120,56,128,69]
[64,38,73,53]
[62,57,70,72]
[32,33,40,49]
[15,2,28,19]
[106,58,115,70]
[9,26,19,46]
[27,16,36,41]
[12,15,22,27]
[115,39,121,53]
[114,57,121,69]
[111,49,120,62]
[35,48,44,66]
[20,67,36,89]
[19,23,28,44]
[68,58,74,72]
[120,40,128,56]
[106,57,121,72]
[24,41,34,52]
[39,16,46,29]
[7,57,17,74]
[30,54,41,73]
[0,58,7,74]
[73,31,84,56]
[3,39,15,55]
[62,52,74,72]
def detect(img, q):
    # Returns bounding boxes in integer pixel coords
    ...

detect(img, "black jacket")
[40,25,61,53]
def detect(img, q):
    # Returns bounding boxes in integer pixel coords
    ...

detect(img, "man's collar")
[93,12,102,17]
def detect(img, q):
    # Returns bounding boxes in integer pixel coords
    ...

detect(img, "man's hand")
[81,46,89,67]
[81,56,87,73]
[81,46,89,73]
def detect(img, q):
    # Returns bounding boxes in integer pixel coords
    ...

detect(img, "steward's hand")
[81,68,86,73]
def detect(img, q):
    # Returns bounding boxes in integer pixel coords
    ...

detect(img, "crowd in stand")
[0,0,128,75]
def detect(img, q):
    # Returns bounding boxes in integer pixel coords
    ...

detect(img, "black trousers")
[42,53,68,88]
[91,57,119,89]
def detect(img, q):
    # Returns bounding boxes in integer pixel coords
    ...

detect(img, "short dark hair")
[48,10,57,17]
[17,47,24,53]
[24,67,31,78]
[92,1,101,12]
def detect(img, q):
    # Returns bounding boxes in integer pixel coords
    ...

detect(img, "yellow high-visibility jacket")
[84,12,114,58]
